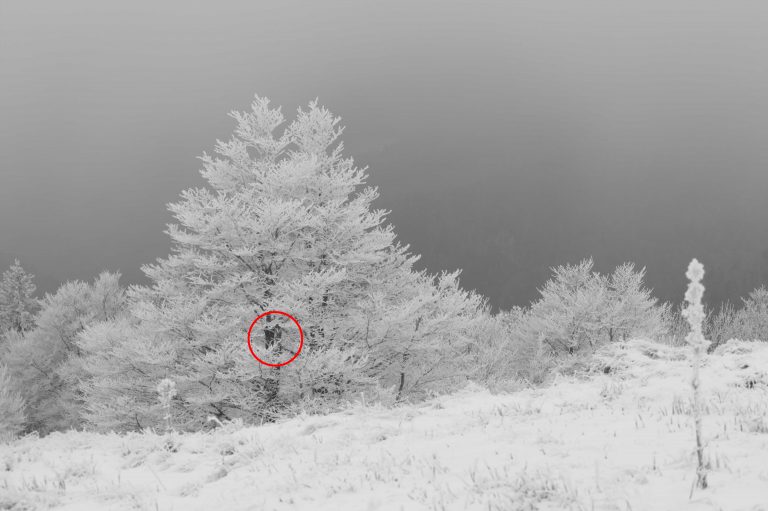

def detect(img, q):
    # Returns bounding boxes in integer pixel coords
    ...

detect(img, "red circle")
[247,310,304,367]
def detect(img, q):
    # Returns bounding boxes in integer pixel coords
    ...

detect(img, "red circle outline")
[247,310,304,367]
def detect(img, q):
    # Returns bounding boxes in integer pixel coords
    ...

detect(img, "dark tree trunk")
[264,324,283,349]
[396,372,406,401]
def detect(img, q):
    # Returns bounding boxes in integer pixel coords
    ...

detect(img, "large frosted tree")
[80,96,486,432]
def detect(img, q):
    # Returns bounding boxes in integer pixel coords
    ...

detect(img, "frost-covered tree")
[526,259,609,354]
[0,363,26,439]
[3,272,125,433]
[734,286,768,342]
[606,262,666,342]
[0,259,38,334]
[467,308,549,387]
[370,271,486,400]
[523,258,664,355]
[704,302,738,352]
[696,287,768,352]
[79,95,486,432]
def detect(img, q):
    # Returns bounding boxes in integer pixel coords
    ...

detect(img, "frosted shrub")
[474,308,554,386]
[697,287,768,353]
[666,300,747,353]
[660,303,688,346]
[734,286,768,342]
[705,302,738,352]
[521,259,665,356]
[466,312,519,387]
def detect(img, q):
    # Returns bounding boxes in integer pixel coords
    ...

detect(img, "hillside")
[2,339,767,511]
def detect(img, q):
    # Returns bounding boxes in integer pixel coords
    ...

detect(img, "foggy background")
[2,0,768,311]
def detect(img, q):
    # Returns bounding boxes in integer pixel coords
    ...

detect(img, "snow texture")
[2,339,767,511]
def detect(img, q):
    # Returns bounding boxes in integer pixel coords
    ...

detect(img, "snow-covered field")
[2,339,767,511]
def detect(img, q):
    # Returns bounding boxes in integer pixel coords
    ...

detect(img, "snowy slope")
[2,339,767,511]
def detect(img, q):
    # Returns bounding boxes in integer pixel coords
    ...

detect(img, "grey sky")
[2,0,768,309]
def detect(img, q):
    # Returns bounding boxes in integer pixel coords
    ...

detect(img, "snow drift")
[2,338,767,510]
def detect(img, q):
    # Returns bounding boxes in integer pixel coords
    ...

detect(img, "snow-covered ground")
[2,339,767,511]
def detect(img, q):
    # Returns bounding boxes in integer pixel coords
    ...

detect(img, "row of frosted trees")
[1,98,487,434]
[0,95,738,438]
